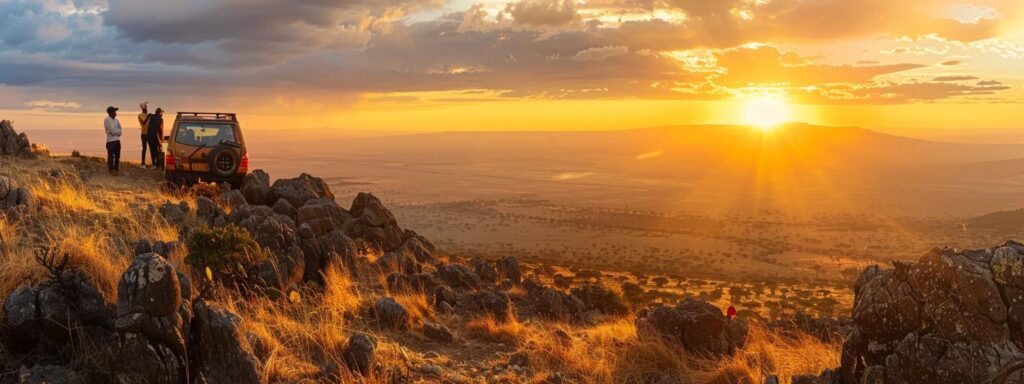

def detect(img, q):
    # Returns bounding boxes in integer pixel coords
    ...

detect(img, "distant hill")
[969,209,1024,231]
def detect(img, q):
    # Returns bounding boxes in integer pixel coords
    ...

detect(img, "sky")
[1,0,1023,139]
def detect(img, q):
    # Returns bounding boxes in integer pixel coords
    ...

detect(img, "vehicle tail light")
[165,153,175,169]
[239,153,249,173]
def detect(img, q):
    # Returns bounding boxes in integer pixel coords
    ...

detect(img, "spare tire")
[209,147,240,178]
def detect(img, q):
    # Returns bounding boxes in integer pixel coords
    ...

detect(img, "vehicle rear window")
[175,123,237,147]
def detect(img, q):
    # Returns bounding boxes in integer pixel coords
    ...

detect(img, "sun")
[741,97,791,131]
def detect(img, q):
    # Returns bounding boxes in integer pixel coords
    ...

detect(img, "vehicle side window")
[174,123,237,146]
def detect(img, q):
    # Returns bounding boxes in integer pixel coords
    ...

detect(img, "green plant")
[186,224,269,290]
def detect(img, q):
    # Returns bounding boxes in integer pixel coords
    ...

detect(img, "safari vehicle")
[164,112,249,187]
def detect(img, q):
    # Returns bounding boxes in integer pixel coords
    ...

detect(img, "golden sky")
[0,0,1022,138]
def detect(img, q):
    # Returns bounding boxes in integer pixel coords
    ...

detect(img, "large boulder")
[840,241,1024,384]
[189,300,263,384]
[346,192,405,251]
[636,298,747,356]
[112,253,190,384]
[525,281,587,323]
[270,173,334,208]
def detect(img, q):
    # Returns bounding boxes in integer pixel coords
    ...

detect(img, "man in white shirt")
[104,106,123,176]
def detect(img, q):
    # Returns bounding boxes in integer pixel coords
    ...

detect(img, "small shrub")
[186,224,269,289]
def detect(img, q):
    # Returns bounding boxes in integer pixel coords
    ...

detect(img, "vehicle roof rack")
[176,112,237,121]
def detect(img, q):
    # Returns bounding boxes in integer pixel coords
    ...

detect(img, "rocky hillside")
[0,120,1022,384]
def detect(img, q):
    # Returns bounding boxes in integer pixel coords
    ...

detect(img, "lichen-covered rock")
[270,173,334,208]
[189,300,264,384]
[113,253,190,384]
[2,286,40,352]
[636,298,746,356]
[840,241,1024,383]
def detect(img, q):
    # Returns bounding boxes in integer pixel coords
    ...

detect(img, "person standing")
[104,106,123,175]
[147,108,164,169]
[138,101,150,168]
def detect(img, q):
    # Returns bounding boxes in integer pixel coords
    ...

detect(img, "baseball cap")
[106,106,118,113]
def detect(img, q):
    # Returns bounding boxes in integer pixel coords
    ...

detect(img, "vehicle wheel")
[209,147,240,179]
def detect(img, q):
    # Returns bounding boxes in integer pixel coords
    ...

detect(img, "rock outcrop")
[636,298,747,356]
[840,241,1024,384]
[0,120,42,159]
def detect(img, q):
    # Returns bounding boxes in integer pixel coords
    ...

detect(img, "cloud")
[714,45,924,86]
[0,0,1017,110]
[573,45,628,61]
[933,75,979,82]
[504,0,578,27]
[23,99,82,111]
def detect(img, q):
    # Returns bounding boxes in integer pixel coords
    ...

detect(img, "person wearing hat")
[147,107,165,169]
[104,106,123,175]
[138,101,151,169]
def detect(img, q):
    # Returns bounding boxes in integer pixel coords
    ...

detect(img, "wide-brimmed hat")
[106,106,118,113]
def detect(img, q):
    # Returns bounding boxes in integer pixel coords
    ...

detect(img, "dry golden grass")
[514,318,840,384]
[465,314,526,344]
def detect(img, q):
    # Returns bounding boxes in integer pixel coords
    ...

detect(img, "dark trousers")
[141,134,148,165]
[146,133,162,168]
[106,140,121,171]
